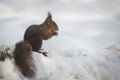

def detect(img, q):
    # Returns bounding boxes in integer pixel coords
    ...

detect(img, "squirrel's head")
[41,12,59,40]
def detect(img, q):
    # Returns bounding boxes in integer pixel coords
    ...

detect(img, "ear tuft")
[45,11,52,24]
[48,11,52,19]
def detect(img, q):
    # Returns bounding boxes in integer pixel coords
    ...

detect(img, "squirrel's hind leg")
[38,51,48,57]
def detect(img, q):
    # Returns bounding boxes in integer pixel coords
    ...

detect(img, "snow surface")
[0,44,120,80]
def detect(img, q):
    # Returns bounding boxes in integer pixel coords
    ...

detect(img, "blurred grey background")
[0,0,120,50]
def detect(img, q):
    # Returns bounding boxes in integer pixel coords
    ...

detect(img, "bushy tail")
[13,41,35,78]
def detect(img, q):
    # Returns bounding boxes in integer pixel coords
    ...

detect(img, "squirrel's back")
[13,41,35,78]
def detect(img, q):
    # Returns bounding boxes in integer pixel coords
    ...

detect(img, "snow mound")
[0,44,120,80]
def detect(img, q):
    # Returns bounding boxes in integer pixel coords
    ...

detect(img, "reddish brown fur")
[24,12,58,52]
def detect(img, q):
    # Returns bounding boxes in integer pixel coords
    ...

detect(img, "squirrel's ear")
[48,12,52,19]
[46,12,52,24]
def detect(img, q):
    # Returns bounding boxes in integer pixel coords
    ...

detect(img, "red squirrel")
[13,12,59,78]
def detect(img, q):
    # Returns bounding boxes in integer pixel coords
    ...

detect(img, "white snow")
[0,44,120,80]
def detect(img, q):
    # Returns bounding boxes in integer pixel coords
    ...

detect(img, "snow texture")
[0,44,120,80]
